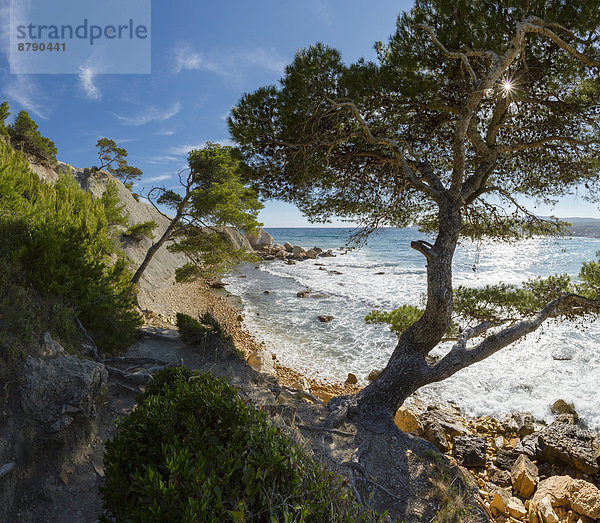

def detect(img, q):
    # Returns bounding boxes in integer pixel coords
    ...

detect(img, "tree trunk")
[351,204,462,420]
[131,219,178,285]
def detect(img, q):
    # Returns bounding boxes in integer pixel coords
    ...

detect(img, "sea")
[223,227,600,430]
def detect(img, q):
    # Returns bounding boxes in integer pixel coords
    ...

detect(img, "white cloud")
[169,139,233,156]
[113,101,182,126]
[146,155,178,164]
[4,75,49,120]
[172,44,286,78]
[144,174,171,183]
[156,129,175,136]
[78,65,102,100]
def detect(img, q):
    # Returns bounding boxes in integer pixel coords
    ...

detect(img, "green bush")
[176,312,225,344]
[0,141,141,353]
[123,220,158,242]
[101,368,379,522]
[7,110,57,165]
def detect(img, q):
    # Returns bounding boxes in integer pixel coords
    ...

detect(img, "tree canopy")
[96,137,143,190]
[132,142,263,285]
[229,0,600,420]
[7,109,57,165]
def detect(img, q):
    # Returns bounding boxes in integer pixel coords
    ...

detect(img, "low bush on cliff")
[101,367,380,522]
[0,140,141,354]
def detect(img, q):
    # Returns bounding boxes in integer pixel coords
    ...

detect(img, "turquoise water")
[224,228,600,429]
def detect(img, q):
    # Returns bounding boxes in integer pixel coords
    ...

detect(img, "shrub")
[0,141,141,353]
[176,312,225,344]
[101,368,379,522]
[123,220,158,242]
[7,110,57,165]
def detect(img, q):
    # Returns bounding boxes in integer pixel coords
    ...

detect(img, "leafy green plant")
[101,367,380,522]
[7,110,57,165]
[366,304,459,339]
[0,141,141,353]
[176,312,224,344]
[96,137,143,189]
[123,220,158,242]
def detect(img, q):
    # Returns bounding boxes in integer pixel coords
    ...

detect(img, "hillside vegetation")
[0,138,141,362]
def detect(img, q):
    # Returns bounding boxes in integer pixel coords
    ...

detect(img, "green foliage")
[176,312,225,344]
[96,137,143,189]
[229,0,600,236]
[366,304,458,339]
[0,141,141,353]
[141,142,262,283]
[123,220,158,242]
[101,367,380,522]
[99,180,129,228]
[0,101,10,129]
[7,110,57,165]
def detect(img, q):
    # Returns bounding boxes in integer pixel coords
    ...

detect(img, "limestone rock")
[21,351,108,433]
[420,420,449,452]
[275,250,286,259]
[367,369,381,381]
[247,350,276,375]
[488,465,512,488]
[490,487,512,517]
[297,289,312,298]
[569,479,600,520]
[511,454,538,499]
[537,422,599,475]
[394,407,420,433]
[506,497,527,519]
[317,315,334,323]
[452,434,486,467]
[290,377,310,391]
[319,249,335,257]
[245,228,274,250]
[306,249,318,259]
[292,245,306,259]
[345,373,358,385]
[283,241,293,252]
[530,476,572,514]
[421,404,471,438]
[536,496,559,523]
[549,399,578,422]
[500,411,535,436]
[41,332,67,358]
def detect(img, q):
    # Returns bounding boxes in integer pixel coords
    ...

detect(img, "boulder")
[569,479,600,520]
[488,465,512,487]
[420,420,449,452]
[506,497,527,519]
[312,247,323,254]
[421,404,471,437]
[41,331,67,358]
[275,250,286,259]
[245,228,274,250]
[511,454,538,499]
[283,241,293,252]
[394,407,420,433]
[247,350,276,375]
[345,373,358,385]
[550,399,579,423]
[536,496,559,523]
[21,347,108,433]
[297,289,312,298]
[319,249,335,257]
[317,315,334,323]
[452,435,486,467]
[537,422,599,475]
[530,476,600,521]
[490,487,512,517]
[290,377,310,391]
[367,369,381,382]
[305,249,318,259]
[500,411,535,436]
[292,245,306,259]
[271,243,284,252]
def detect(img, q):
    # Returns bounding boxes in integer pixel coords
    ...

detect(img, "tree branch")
[412,24,478,82]
[427,293,600,382]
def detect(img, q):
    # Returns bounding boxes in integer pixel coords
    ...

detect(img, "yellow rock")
[394,407,420,433]
[506,497,527,519]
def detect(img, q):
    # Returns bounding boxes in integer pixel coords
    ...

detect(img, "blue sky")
[1,0,598,226]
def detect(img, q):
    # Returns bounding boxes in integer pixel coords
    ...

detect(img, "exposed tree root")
[296,425,356,437]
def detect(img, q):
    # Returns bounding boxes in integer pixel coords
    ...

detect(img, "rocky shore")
[238,231,600,522]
